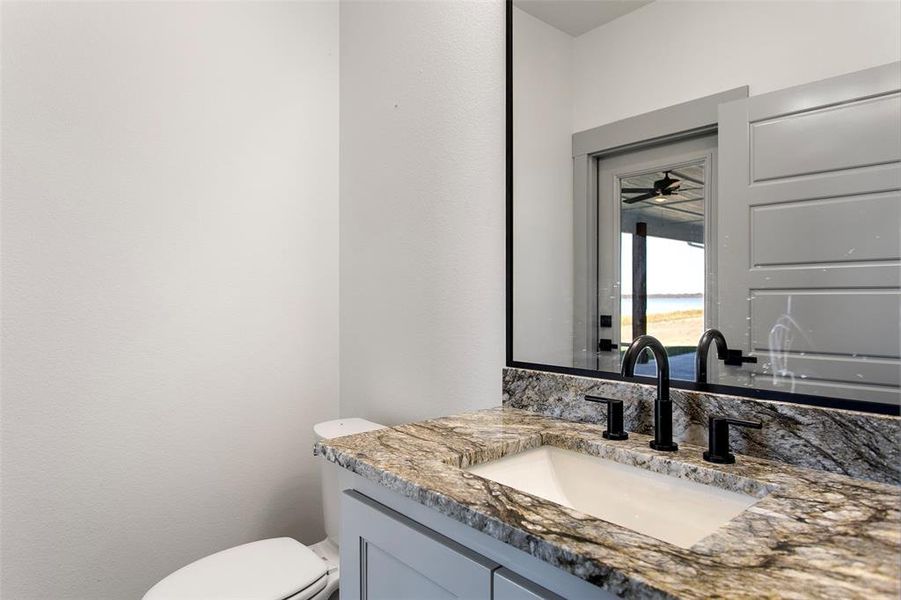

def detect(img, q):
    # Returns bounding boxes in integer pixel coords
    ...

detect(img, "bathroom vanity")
[316,401,900,599]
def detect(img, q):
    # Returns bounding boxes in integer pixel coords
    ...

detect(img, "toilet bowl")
[143,418,385,600]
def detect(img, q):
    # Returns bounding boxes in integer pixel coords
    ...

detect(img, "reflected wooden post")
[632,222,647,352]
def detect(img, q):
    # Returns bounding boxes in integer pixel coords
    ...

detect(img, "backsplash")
[503,367,900,485]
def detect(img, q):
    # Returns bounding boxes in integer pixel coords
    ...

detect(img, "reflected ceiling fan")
[621,171,682,204]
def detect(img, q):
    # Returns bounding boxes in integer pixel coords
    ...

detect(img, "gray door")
[595,135,717,376]
[717,62,901,404]
[340,490,497,599]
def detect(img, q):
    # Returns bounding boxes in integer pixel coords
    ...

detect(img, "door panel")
[750,192,900,266]
[751,353,900,388]
[717,62,901,404]
[749,290,900,357]
[364,544,456,600]
[750,92,901,181]
[747,373,901,404]
[340,490,496,600]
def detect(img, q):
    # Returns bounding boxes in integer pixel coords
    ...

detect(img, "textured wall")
[1,3,339,598]
[339,0,505,425]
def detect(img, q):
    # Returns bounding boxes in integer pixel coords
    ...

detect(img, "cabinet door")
[493,568,565,600]
[341,490,497,600]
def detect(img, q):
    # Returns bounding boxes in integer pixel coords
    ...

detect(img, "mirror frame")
[503,0,897,416]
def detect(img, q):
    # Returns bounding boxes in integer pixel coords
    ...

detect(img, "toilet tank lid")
[143,538,326,600]
[314,418,386,440]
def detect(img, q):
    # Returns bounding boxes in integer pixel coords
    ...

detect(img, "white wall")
[1,3,339,599]
[512,7,574,366]
[338,0,505,425]
[572,0,901,132]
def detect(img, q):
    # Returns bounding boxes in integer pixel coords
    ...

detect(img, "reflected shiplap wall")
[1,3,339,598]
[338,1,505,425]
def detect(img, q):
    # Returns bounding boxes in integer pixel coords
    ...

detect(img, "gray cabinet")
[341,490,497,599]
[340,481,618,600]
[493,568,564,600]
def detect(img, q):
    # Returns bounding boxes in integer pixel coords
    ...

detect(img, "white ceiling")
[515,0,654,37]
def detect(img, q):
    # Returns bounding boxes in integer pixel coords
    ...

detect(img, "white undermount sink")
[466,446,762,549]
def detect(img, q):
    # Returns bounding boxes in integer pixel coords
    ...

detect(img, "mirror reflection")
[619,163,706,380]
[511,0,901,406]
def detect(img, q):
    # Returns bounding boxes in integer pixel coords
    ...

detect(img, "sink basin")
[465,446,762,549]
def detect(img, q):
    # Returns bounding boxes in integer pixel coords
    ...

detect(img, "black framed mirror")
[505,0,901,415]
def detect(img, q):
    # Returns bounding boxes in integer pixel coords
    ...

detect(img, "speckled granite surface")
[316,407,901,599]
[504,367,901,486]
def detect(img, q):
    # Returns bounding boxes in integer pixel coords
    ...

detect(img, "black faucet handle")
[724,349,757,366]
[703,416,762,464]
[585,396,629,440]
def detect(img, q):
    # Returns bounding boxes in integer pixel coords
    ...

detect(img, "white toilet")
[143,418,385,600]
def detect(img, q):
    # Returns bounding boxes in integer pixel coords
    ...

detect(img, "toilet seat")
[143,537,329,600]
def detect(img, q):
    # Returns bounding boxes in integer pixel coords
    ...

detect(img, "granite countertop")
[315,407,901,599]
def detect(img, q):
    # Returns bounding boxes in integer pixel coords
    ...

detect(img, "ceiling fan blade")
[622,192,656,204]
[621,187,655,193]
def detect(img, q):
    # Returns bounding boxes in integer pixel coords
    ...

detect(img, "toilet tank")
[314,418,386,547]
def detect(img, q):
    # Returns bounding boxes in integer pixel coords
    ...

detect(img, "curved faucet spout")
[621,335,670,383]
[695,328,729,384]
[621,335,678,452]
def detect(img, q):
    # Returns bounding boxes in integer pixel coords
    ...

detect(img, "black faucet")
[621,335,678,452]
[695,328,757,383]
[696,329,729,384]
